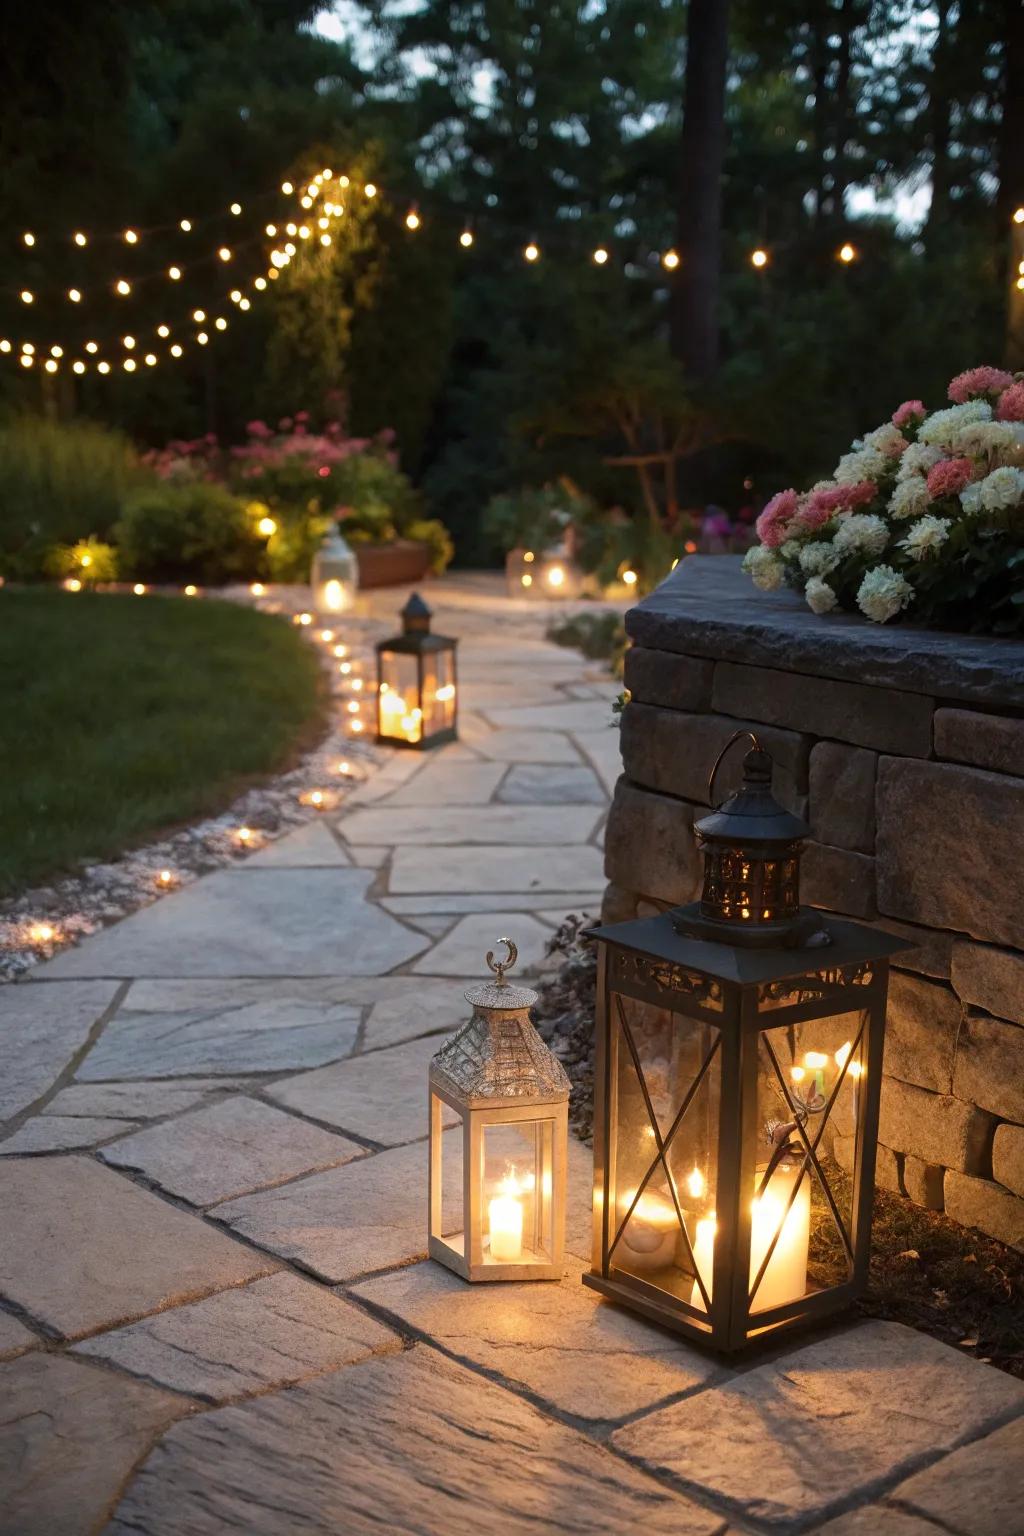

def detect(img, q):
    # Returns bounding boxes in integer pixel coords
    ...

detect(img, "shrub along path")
[1,575,1021,1536]
[0,589,324,895]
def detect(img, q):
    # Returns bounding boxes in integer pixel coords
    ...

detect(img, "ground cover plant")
[0,589,324,894]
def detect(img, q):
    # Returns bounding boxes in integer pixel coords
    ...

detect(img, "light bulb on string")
[22,232,35,247]
[197,331,208,345]
[837,242,857,263]
[169,265,182,280]
[73,360,85,374]
[85,341,98,353]
[322,168,333,180]
[74,232,87,247]
[115,279,131,295]
[193,309,205,323]
[98,360,110,374]
[1014,208,1024,225]
[281,181,293,195]
[68,288,81,303]
[230,289,242,302]
[524,242,540,262]
[124,229,138,244]
[20,354,32,368]
[215,317,227,330]
[123,335,135,349]
[0,340,9,353]
[300,195,313,209]
[662,249,680,270]
[180,218,192,232]
[239,297,250,309]
[298,225,310,239]
[230,202,242,216]
[144,353,157,366]
[218,246,231,262]
[284,242,296,255]
[593,246,609,265]
[45,359,58,373]
[50,345,63,357]
[20,290,33,304]
[364,182,377,199]
[318,216,330,230]
[170,343,183,357]
[286,222,297,235]
[254,276,267,290]
[339,175,350,188]
[320,233,331,246]
[459,228,474,248]
[157,324,170,338]
[266,223,277,237]
[751,247,769,268]
[405,207,421,231]
[124,358,136,371]
[21,343,34,354]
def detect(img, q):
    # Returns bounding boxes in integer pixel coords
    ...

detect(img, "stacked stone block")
[604,557,1024,1249]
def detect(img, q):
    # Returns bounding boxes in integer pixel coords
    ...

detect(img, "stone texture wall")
[604,557,1024,1250]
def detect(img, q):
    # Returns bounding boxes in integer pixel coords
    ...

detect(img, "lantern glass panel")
[482,1119,555,1265]
[607,992,721,1320]
[378,653,423,744]
[432,1093,465,1248]
[748,1012,868,1317]
[422,648,457,737]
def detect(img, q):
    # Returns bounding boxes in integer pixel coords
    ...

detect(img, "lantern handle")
[707,729,763,807]
[485,937,518,985]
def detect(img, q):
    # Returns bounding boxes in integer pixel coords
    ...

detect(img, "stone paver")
[212,1134,458,1282]
[77,995,361,1080]
[1,1114,131,1154]
[389,842,605,893]
[411,912,555,975]
[462,725,585,763]
[1,1352,189,1536]
[267,1035,457,1147]
[106,1347,727,1536]
[354,1256,722,1424]
[612,1320,1024,1529]
[75,1272,398,1403]
[359,977,472,1050]
[243,820,350,866]
[572,727,626,796]
[340,803,602,846]
[382,760,506,805]
[485,701,617,732]
[497,762,606,804]
[43,1078,243,1120]
[0,1156,275,1339]
[0,1310,37,1360]
[100,1096,366,1206]
[0,980,119,1120]
[882,1415,1024,1534]
[383,889,603,914]
[43,868,427,978]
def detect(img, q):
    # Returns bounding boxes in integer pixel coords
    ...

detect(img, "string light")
[20,290,33,304]
[230,202,242,216]
[215,317,227,330]
[20,356,33,370]
[254,276,267,290]
[170,343,183,356]
[0,340,8,353]
[50,344,63,357]
[184,584,198,597]
[168,265,182,280]
[319,234,331,247]
[74,231,87,247]
[124,358,136,371]
[124,229,138,244]
[662,249,680,270]
[68,288,81,303]
[1014,208,1024,225]
[524,242,540,262]
[250,581,266,596]
[98,360,110,373]
[838,242,857,263]
[193,309,206,322]
[115,279,131,295]
[281,181,293,195]
[132,582,146,595]
[460,228,474,248]
[180,218,192,232]
[73,360,85,373]
[298,225,310,239]
[218,246,232,262]
[22,232,35,247]
[196,331,208,344]
[44,359,58,373]
[593,246,609,265]
[751,248,769,268]
[157,324,170,337]
[123,335,135,348]
[364,182,377,198]
[406,208,421,231]
[85,341,98,353]
[144,352,157,366]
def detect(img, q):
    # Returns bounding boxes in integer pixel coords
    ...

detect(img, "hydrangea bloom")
[801,481,876,527]
[899,516,952,560]
[835,446,888,484]
[996,382,1024,422]
[805,576,838,614]
[798,541,840,576]
[857,566,914,623]
[925,458,974,499]
[888,477,932,520]
[742,544,785,590]
[978,466,1024,512]
[892,400,926,429]
[947,366,1015,404]
[863,423,908,458]
[754,489,800,548]
[833,513,889,557]
[896,442,943,481]
[919,401,992,447]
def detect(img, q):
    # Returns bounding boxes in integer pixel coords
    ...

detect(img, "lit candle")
[619,1188,678,1272]
[488,1173,524,1261]
[804,1050,829,1097]
[690,1162,810,1314]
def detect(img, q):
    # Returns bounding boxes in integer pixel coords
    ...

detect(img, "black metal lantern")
[584,733,910,1352]
[375,594,458,749]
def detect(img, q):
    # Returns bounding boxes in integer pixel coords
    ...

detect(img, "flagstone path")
[1,576,1021,1536]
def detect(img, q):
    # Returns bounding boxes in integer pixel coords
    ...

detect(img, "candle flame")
[804,1051,829,1070]
[686,1167,706,1200]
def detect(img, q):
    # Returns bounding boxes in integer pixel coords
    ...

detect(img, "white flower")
[835,447,888,484]
[899,515,952,560]
[742,544,785,591]
[896,442,942,482]
[780,539,802,561]
[805,576,838,614]
[888,477,932,520]
[863,422,907,458]
[978,465,1024,512]
[856,565,914,624]
[953,420,1024,461]
[918,401,992,448]
[833,513,890,557]
[960,481,983,515]
[798,541,840,576]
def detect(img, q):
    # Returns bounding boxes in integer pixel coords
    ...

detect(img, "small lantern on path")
[429,939,569,1281]
[376,593,457,749]
[311,524,358,615]
[584,730,910,1351]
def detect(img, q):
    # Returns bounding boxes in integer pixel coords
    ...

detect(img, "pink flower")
[278,417,293,431]
[756,489,799,548]
[926,457,975,498]
[246,419,271,438]
[996,381,1024,422]
[295,410,310,423]
[892,400,925,430]
[798,481,876,529]
[948,366,1014,404]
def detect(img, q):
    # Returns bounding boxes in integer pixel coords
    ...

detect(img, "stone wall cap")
[627,557,1024,708]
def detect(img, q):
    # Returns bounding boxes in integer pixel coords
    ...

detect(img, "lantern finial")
[485,936,518,985]
[401,592,432,633]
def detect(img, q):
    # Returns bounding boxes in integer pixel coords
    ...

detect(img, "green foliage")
[115,482,261,584]
[0,588,324,894]
[546,611,628,677]
[404,518,454,575]
[0,419,143,578]
[265,511,332,584]
[43,537,119,584]
[483,485,591,558]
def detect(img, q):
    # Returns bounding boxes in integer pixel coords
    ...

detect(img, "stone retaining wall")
[604,556,1024,1249]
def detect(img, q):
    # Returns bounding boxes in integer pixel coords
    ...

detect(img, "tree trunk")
[670,0,730,381]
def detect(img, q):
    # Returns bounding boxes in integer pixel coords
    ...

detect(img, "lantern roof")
[586,910,912,988]
[695,739,809,846]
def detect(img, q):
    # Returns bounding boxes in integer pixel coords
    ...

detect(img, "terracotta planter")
[354,539,431,589]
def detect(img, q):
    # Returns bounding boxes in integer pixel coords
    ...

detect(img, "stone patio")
[1,575,1021,1536]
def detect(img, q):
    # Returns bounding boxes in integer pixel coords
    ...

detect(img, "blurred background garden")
[2,0,1022,596]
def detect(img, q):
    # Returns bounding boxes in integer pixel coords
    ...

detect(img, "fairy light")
[22,232,35,247]
[124,228,138,244]
[297,611,313,626]
[593,246,609,265]
[50,344,63,357]
[284,242,296,256]
[124,354,137,371]
[281,181,293,195]
[115,278,131,295]
[68,287,81,303]
[308,790,325,808]
[622,569,638,586]
[97,360,110,373]
[257,515,277,537]
[144,352,157,366]
[333,643,348,658]
[319,629,334,642]
[168,265,182,280]
[44,359,58,373]
[157,869,174,887]
[298,225,310,239]
[29,922,55,943]
[662,249,680,270]
[197,331,208,345]
[239,297,251,309]
[0,340,9,353]
[1014,208,1024,225]
[236,825,253,845]
[320,234,331,247]
[193,308,206,323]
[73,360,85,374]
[254,276,267,290]
[230,289,242,302]
[64,576,81,589]
[170,343,183,357]
[460,228,474,248]
[838,242,857,263]
[218,246,231,262]
[364,182,377,198]
[22,343,34,354]
[524,242,540,262]
[751,248,769,268]
[250,582,266,596]
[74,231,87,246]
[300,195,313,210]
[339,660,353,674]
[406,208,421,231]
[230,202,242,216]
[133,583,146,595]
[215,317,227,330]
[85,341,98,353]
[123,335,135,349]
[180,218,192,232]
[286,222,297,236]
[184,584,198,596]
[20,290,33,304]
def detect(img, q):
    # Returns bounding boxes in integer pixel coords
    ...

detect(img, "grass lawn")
[0,589,326,895]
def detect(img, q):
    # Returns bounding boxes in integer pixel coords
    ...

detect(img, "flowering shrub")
[742,368,1024,633]
[144,415,451,581]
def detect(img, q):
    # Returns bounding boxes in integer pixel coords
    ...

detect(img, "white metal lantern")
[429,939,570,1282]
[311,525,358,615]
